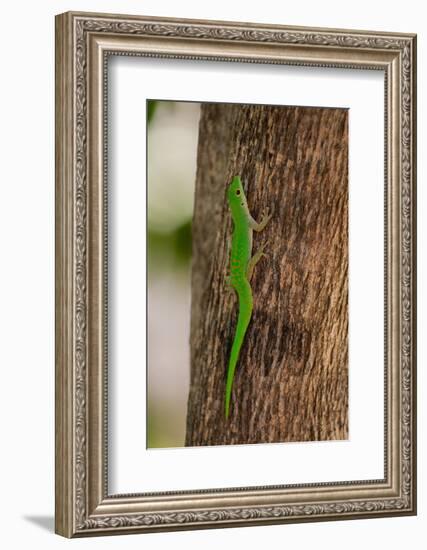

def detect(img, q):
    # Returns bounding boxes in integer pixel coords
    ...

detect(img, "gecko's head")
[227,176,247,212]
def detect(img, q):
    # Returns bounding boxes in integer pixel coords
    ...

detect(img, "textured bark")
[186,103,348,446]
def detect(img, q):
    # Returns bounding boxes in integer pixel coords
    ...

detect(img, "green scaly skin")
[225,175,271,419]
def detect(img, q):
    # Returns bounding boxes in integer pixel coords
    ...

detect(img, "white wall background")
[0,0,423,548]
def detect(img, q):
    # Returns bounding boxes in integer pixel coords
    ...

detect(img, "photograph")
[53,10,417,538]
[147,99,349,447]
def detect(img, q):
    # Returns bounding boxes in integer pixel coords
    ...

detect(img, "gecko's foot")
[262,206,272,221]
[259,240,269,256]
[254,208,272,232]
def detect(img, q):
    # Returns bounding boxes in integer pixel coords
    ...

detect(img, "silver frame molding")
[55,11,417,538]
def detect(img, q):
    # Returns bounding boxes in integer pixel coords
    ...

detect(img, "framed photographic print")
[55,11,417,537]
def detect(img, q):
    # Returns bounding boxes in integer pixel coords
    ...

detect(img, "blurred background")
[147,100,201,448]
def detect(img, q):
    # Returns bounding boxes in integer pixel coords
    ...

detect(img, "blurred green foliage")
[147,100,158,124]
[147,99,193,274]
[148,220,192,273]
[174,220,193,263]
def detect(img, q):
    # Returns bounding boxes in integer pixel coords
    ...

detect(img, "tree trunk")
[185,103,348,446]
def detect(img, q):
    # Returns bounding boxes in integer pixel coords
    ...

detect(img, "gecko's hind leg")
[247,243,268,282]
[225,275,237,298]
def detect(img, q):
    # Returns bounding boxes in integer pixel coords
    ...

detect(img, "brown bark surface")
[185,103,348,446]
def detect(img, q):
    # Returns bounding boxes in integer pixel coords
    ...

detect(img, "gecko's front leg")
[250,207,272,232]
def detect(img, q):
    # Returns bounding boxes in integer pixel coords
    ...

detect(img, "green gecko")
[225,175,271,419]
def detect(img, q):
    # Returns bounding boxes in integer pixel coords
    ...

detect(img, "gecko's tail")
[225,284,253,419]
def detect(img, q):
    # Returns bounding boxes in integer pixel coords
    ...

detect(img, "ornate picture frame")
[55,11,417,537]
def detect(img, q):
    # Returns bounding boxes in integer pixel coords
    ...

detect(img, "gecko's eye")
[235,189,241,196]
